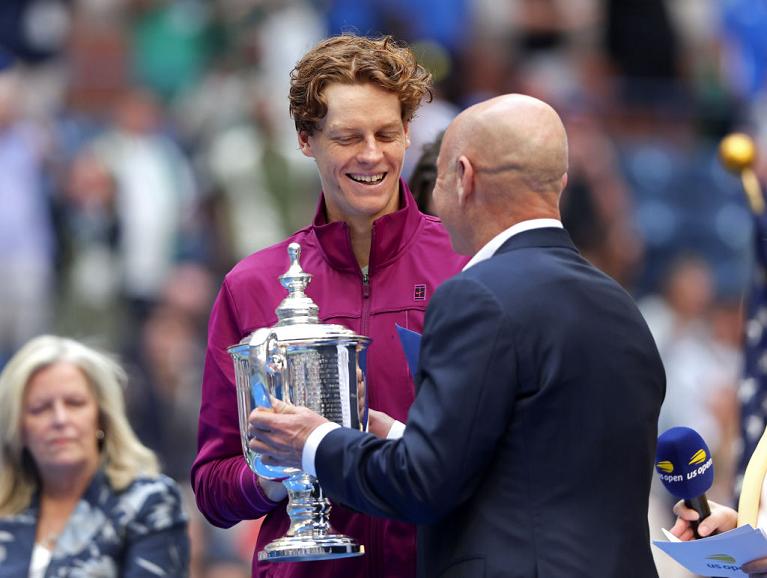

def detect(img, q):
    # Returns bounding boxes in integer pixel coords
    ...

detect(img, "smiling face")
[22,362,101,481]
[298,83,410,228]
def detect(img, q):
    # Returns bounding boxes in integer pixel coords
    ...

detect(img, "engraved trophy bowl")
[229,242,371,562]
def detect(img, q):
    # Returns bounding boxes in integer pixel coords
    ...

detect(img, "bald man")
[249,94,666,578]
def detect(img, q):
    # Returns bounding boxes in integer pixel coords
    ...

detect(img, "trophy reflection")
[229,242,370,562]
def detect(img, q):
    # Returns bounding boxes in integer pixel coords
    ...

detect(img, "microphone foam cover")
[655,426,714,500]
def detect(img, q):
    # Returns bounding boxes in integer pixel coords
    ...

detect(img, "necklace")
[38,529,61,550]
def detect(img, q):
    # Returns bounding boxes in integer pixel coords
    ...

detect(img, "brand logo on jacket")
[414,285,426,301]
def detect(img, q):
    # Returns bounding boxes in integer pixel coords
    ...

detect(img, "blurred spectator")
[124,263,214,482]
[408,131,443,215]
[401,80,458,181]
[604,0,682,105]
[561,110,644,288]
[640,255,741,466]
[0,70,55,366]
[54,150,122,348]
[126,303,202,481]
[92,87,202,322]
[130,0,217,102]
[326,0,469,56]
[187,502,252,578]
[65,1,130,120]
[200,97,291,262]
[0,334,189,576]
[251,0,325,153]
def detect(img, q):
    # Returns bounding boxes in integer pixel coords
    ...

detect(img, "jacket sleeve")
[191,280,280,527]
[122,477,190,578]
[315,277,517,524]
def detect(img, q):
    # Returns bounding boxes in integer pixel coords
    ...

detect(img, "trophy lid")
[275,242,320,326]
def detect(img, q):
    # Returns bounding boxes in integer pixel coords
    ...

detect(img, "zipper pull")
[362,272,370,298]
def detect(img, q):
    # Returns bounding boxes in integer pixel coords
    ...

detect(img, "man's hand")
[368,408,395,438]
[669,499,737,540]
[248,397,328,470]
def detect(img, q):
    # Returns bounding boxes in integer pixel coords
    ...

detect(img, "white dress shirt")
[300,218,564,477]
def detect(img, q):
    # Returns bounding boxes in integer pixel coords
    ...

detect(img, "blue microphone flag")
[655,426,714,500]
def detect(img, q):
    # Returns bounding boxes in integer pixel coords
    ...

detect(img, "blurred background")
[1,0,766,576]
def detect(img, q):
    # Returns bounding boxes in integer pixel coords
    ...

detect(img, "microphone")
[655,426,714,538]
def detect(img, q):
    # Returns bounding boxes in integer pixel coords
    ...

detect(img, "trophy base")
[257,535,364,562]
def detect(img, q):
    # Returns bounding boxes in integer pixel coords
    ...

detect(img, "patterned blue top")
[0,470,189,577]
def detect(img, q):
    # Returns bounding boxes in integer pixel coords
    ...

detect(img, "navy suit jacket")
[316,227,666,578]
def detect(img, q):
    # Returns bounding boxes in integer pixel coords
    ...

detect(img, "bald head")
[445,94,568,198]
[432,94,569,254]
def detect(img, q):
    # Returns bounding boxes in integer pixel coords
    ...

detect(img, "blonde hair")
[0,335,159,515]
[289,33,432,134]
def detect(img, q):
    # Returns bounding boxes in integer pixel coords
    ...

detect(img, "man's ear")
[456,155,475,207]
[403,121,411,149]
[297,130,313,158]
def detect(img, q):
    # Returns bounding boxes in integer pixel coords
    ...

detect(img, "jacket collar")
[310,179,424,275]
[495,226,578,254]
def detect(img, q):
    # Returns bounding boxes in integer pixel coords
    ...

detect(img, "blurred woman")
[0,335,189,577]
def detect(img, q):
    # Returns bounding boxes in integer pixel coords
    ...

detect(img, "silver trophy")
[229,242,371,562]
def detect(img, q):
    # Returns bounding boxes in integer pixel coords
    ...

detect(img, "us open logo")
[414,285,426,301]
[688,449,707,465]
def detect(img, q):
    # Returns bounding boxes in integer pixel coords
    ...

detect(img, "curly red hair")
[289,34,433,134]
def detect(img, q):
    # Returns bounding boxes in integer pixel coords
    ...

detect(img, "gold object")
[719,133,763,214]
[720,133,756,172]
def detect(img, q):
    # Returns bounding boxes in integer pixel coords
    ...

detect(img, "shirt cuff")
[387,420,406,439]
[302,422,341,476]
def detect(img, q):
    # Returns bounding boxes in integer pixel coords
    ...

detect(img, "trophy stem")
[284,473,331,538]
[257,472,365,562]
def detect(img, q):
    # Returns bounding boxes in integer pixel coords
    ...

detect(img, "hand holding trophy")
[229,242,370,562]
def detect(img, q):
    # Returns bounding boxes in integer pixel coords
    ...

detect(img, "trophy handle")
[264,334,286,405]
[250,332,296,480]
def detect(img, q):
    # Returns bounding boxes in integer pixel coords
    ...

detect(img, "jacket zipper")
[360,270,381,578]
[361,272,371,335]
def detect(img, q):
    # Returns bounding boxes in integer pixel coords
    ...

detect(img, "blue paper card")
[654,525,767,577]
[395,324,421,377]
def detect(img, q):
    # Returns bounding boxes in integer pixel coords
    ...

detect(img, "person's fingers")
[742,556,767,573]
[669,523,695,542]
[260,454,279,466]
[669,517,691,539]
[672,500,700,521]
[249,406,283,432]
[270,396,286,413]
[697,505,737,536]
[696,522,715,537]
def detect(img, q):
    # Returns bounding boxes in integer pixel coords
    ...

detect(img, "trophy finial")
[287,242,301,267]
[276,243,319,324]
